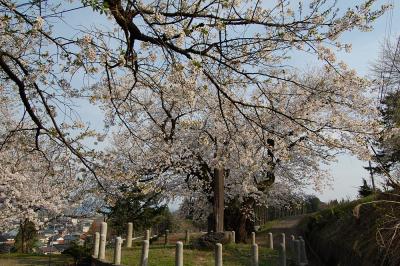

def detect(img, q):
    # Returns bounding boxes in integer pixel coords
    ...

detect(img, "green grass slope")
[0,253,73,266]
[300,193,400,266]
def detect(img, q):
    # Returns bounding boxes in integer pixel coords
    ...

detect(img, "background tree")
[370,37,400,188]
[105,187,169,236]
[14,219,38,254]
[358,178,373,198]
[304,195,321,213]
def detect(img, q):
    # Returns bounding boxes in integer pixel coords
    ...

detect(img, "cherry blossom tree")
[102,64,380,239]
[0,0,391,238]
[0,82,96,232]
[0,110,85,232]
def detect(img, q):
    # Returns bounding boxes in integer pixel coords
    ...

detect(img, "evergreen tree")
[359,179,373,198]
[14,219,38,253]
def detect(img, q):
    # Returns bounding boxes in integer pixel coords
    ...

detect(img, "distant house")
[80,220,93,233]
[48,235,64,245]
[82,225,90,233]
[38,246,60,255]
[0,234,13,253]
[42,229,57,238]
[63,233,81,244]
[37,233,49,244]
[5,238,15,245]
[53,244,69,253]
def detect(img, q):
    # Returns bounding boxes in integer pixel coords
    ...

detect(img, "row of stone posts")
[92,222,137,265]
[290,236,308,266]
[248,231,308,266]
[92,222,195,265]
[139,239,225,266]
[92,222,307,266]
[249,231,285,266]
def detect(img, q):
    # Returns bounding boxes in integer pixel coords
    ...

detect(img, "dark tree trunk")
[213,168,224,232]
[20,219,27,253]
[207,214,214,233]
[224,197,255,242]
[238,212,248,242]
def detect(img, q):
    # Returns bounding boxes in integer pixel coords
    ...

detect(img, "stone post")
[215,243,223,266]
[114,236,122,265]
[294,240,301,265]
[268,232,274,250]
[290,235,295,252]
[185,230,190,244]
[175,241,183,266]
[165,230,169,246]
[299,237,308,265]
[278,242,286,266]
[213,168,224,232]
[145,229,150,241]
[251,232,256,245]
[281,233,286,249]
[231,231,236,244]
[224,231,230,242]
[140,240,149,266]
[251,244,259,266]
[93,232,100,259]
[127,222,133,248]
[99,222,107,260]
[93,232,100,258]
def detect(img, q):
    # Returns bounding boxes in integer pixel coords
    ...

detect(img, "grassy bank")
[0,253,74,266]
[105,243,277,266]
[300,193,400,266]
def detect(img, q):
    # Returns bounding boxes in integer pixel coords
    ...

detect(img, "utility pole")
[368,161,376,192]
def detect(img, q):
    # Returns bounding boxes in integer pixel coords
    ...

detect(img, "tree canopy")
[0,0,392,229]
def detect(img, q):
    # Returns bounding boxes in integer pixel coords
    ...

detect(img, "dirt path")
[254,215,306,245]
[254,215,323,266]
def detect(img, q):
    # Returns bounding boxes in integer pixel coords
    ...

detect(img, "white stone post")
[215,243,223,266]
[93,232,100,258]
[93,232,100,259]
[224,231,231,242]
[289,235,295,252]
[231,231,236,244]
[294,240,301,265]
[140,240,149,266]
[281,233,286,249]
[251,244,259,266]
[278,242,286,266]
[127,223,133,248]
[299,237,308,265]
[175,241,183,266]
[185,230,190,244]
[165,230,169,246]
[268,232,274,250]
[99,222,107,260]
[251,232,256,245]
[114,236,122,265]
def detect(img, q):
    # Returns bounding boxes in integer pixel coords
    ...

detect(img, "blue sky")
[313,0,400,202]
[54,0,400,202]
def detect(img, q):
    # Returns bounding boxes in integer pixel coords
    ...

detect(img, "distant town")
[0,216,103,255]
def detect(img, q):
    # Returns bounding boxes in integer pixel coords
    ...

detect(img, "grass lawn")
[0,253,74,266]
[105,243,278,266]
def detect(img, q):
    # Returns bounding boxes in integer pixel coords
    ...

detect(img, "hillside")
[300,192,400,266]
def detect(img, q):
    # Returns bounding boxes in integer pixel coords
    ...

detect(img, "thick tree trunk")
[237,198,255,242]
[213,168,224,232]
[238,213,248,242]
[20,219,26,253]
